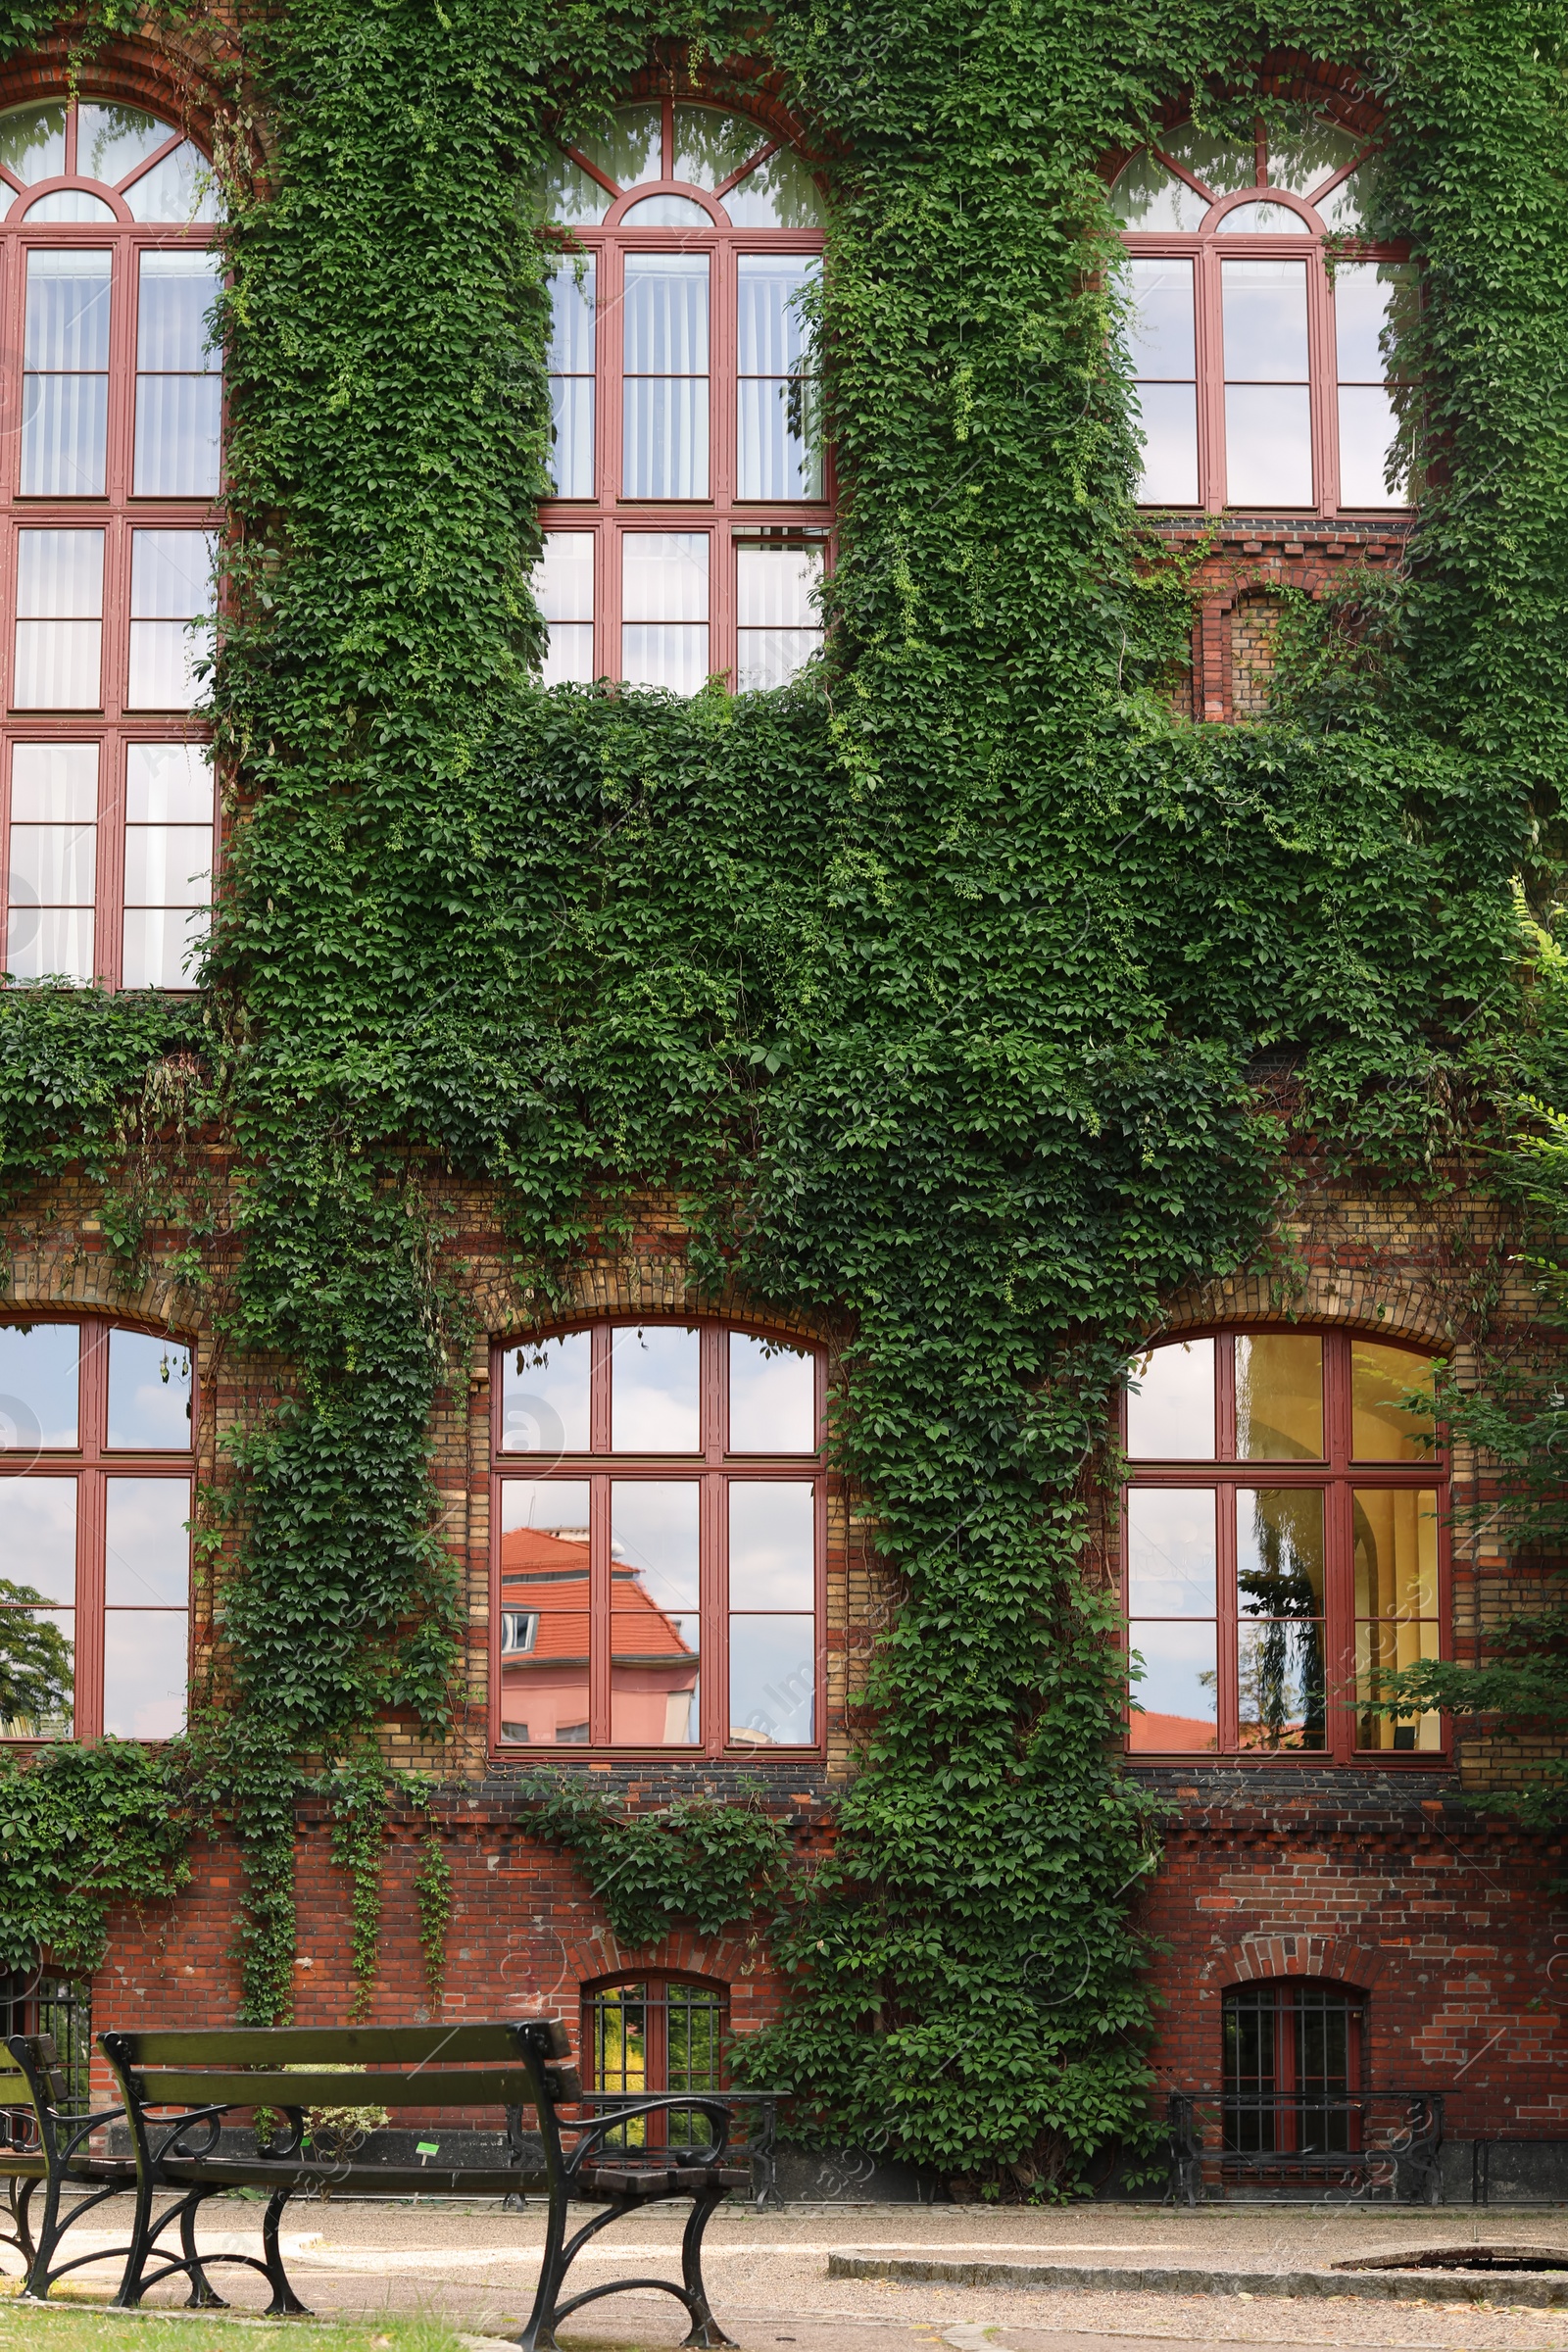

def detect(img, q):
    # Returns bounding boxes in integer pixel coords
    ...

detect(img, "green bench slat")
[130,2067,539,2108]
[118,2025,550,2066]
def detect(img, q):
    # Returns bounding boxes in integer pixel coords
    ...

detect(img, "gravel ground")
[8,2195,1568,2352]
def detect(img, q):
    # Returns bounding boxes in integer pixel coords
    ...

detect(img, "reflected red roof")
[501,1526,694,1659]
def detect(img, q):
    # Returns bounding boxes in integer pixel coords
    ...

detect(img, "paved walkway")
[7,2196,1568,2352]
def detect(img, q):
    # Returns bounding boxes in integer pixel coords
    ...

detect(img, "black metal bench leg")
[678,2186,737,2350]
[10,2176,38,2274]
[261,2184,312,2318]
[179,2191,229,2309]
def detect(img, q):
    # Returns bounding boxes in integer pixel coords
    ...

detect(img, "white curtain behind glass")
[622,255,709,498]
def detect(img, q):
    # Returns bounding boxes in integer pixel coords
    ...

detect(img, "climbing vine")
[0,0,1562,2186]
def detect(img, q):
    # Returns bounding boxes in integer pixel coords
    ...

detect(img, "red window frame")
[1114,110,1412,518]
[1223,1979,1366,2157]
[539,91,832,686]
[488,1317,826,1759]
[0,92,220,989]
[1120,1326,1448,1762]
[0,1312,195,1742]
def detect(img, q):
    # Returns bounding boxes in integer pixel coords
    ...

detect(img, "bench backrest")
[1,2034,74,2145]
[100,2019,574,2117]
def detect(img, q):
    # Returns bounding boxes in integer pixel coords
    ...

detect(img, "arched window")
[491,1320,822,1755]
[1111,106,1416,515]
[1224,1980,1365,2157]
[584,1973,726,2149]
[533,97,829,695]
[1121,1329,1444,1758]
[0,94,220,991]
[0,1315,193,1740]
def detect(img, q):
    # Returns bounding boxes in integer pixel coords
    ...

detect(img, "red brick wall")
[1133,1769,1568,2139]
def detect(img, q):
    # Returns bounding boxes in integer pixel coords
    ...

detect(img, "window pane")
[1125,1487,1216,1614]
[12,741,97,823]
[123,824,210,907]
[1237,1488,1326,1617]
[1127,258,1196,375]
[1160,124,1254,194]
[1235,1334,1323,1458]
[22,251,111,495]
[737,258,819,500]
[0,103,66,183]
[122,906,206,989]
[78,104,172,185]
[130,528,213,617]
[0,1602,74,1737]
[1222,260,1308,379]
[104,1478,190,1604]
[622,194,709,226]
[610,1325,701,1451]
[102,1609,187,1739]
[1267,115,1362,197]
[575,104,661,192]
[1126,1337,1213,1457]
[728,1481,813,1608]
[18,530,105,618]
[107,1329,192,1449]
[622,255,709,498]
[123,142,220,224]
[502,1332,590,1456]
[728,1333,814,1451]
[134,373,221,498]
[125,741,211,823]
[537,150,611,225]
[1109,152,1208,231]
[1127,1619,1217,1750]
[1224,384,1313,507]
[728,1613,813,1745]
[1350,1343,1435,1461]
[611,1480,700,1611]
[1352,1488,1439,1618]
[1131,381,1199,505]
[547,261,594,498]
[1355,1616,1442,1749]
[8,823,95,905]
[1337,386,1404,508]
[24,191,115,223]
[14,621,101,709]
[547,376,594,499]
[673,107,766,190]
[1333,261,1407,382]
[1238,1616,1326,1749]
[534,532,593,623]
[8,748,97,983]
[0,1475,76,1599]
[611,1479,701,1743]
[498,1480,591,1745]
[0,1322,78,1449]
[622,624,709,693]
[737,546,821,687]
[623,534,708,621]
[544,623,594,685]
[623,378,710,500]
[9,909,95,981]
[1215,201,1310,234]
[136,249,220,370]
[722,146,824,228]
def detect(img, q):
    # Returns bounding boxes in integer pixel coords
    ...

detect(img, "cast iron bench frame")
[2,2031,138,2299]
[101,2019,751,2348]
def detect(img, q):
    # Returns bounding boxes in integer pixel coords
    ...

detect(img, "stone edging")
[826,2256,1568,2307]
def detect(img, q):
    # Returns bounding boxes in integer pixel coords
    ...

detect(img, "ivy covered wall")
[0,0,1564,2187]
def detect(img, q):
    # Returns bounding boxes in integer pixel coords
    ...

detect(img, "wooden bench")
[100,2021,752,2347]
[2,2032,138,2300]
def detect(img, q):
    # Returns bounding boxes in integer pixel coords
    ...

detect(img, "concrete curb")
[826,2255,1568,2307]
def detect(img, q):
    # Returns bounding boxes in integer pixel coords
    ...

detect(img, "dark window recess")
[1223,1980,1365,2156]
[585,1975,726,2150]
[0,1970,90,2145]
